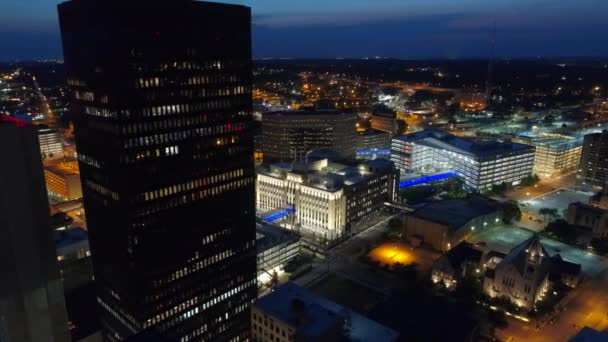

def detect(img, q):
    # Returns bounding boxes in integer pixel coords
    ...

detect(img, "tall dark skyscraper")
[0,117,70,342]
[58,1,257,341]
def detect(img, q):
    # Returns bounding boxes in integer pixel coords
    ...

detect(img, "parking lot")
[521,189,594,217]
[471,225,607,276]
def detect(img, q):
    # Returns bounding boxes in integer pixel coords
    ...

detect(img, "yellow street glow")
[368,243,416,266]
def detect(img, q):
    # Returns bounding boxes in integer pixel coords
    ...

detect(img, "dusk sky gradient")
[1,0,607,60]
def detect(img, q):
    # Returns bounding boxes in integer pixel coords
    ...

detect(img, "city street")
[497,270,608,342]
[504,173,578,202]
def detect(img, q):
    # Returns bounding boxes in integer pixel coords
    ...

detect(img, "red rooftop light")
[0,115,29,128]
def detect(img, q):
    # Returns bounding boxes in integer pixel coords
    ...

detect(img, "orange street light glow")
[368,243,416,266]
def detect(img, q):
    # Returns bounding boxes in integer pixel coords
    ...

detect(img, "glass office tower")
[58,1,257,340]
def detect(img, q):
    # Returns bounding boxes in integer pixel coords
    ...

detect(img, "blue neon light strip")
[355,149,391,156]
[399,171,458,188]
[263,206,296,222]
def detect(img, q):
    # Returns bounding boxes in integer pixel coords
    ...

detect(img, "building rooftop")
[569,327,608,342]
[0,114,29,127]
[263,109,347,117]
[411,196,500,230]
[513,132,583,148]
[497,235,550,278]
[256,221,300,253]
[255,283,398,341]
[259,158,395,192]
[394,129,533,158]
[441,241,483,269]
[44,158,80,177]
[570,202,608,216]
[359,129,389,137]
[54,227,89,255]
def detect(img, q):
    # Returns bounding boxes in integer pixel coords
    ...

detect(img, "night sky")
[1,0,608,61]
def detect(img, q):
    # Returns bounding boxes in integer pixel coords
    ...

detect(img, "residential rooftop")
[44,158,80,177]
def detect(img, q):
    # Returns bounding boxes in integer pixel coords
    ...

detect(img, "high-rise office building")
[58,1,257,340]
[578,130,608,190]
[0,116,70,342]
[261,110,357,161]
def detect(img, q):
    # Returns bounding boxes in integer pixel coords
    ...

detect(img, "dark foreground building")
[58,1,257,340]
[0,117,70,342]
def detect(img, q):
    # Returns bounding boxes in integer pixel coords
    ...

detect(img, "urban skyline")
[2,0,608,60]
[1,0,608,341]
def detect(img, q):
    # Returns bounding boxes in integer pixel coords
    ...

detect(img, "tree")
[520,174,541,187]
[392,263,419,289]
[454,273,483,307]
[396,119,408,135]
[489,182,507,195]
[501,201,522,223]
[440,178,467,199]
[399,185,436,204]
[486,309,508,338]
[372,103,396,116]
[539,207,559,222]
[387,217,403,236]
[546,219,579,245]
[590,238,608,255]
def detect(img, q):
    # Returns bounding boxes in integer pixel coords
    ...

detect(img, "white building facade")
[256,159,398,241]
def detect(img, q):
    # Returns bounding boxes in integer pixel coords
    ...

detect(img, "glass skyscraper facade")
[58,1,257,340]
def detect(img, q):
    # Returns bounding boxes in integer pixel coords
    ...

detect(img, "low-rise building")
[356,129,390,150]
[589,190,608,210]
[403,196,502,252]
[257,158,398,241]
[43,158,82,201]
[355,129,391,160]
[483,236,551,310]
[54,227,93,291]
[483,236,581,310]
[252,283,398,342]
[256,222,300,285]
[512,133,582,179]
[431,241,483,290]
[370,113,398,137]
[567,202,608,238]
[391,129,535,191]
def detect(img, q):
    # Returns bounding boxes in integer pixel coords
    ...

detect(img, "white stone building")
[256,158,398,241]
